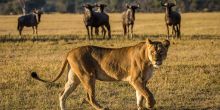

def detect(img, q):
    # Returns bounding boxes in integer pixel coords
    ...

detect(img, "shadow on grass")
[0,34,166,43]
[0,34,83,43]
[0,34,219,43]
[156,106,218,110]
[187,34,220,40]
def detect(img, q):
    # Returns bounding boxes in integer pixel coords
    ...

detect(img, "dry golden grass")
[0,13,220,110]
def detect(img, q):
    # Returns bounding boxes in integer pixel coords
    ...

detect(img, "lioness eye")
[160,51,165,55]
[152,51,156,55]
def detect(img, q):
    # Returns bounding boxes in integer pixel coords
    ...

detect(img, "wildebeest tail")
[17,20,20,30]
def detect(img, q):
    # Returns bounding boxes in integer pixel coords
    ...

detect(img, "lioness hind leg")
[80,75,107,110]
[59,69,80,110]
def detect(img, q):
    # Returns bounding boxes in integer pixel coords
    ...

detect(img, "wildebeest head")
[82,3,96,25]
[161,0,176,8]
[95,3,107,12]
[33,9,43,23]
[125,3,139,22]
[126,4,140,11]
[82,3,95,11]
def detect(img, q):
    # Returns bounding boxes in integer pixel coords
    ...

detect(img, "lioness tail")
[31,58,68,83]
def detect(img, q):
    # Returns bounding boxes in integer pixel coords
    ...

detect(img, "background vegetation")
[1,0,220,14]
[0,13,219,109]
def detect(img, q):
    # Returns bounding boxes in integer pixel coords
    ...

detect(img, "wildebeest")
[17,9,43,36]
[161,0,181,39]
[122,3,139,39]
[82,3,111,40]
[94,3,107,37]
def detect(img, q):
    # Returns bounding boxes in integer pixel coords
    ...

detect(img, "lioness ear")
[146,39,152,45]
[162,40,170,49]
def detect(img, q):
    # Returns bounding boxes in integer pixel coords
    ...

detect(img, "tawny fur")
[31,39,170,110]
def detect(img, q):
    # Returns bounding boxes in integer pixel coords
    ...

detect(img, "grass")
[0,13,220,110]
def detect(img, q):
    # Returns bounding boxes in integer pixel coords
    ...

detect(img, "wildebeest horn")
[160,0,166,6]
[103,4,107,7]
[135,0,140,8]
[173,0,177,5]
[94,3,98,7]
[137,3,140,8]
[82,3,95,8]
[32,8,37,13]
[82,4,86,7]
[126,3,130,8]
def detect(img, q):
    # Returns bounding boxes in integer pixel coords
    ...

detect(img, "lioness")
[31,39,170,110]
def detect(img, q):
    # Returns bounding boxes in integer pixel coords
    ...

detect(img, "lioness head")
[146,39,170,68]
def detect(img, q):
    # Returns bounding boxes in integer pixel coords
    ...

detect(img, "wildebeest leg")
[86,26,90,40]
[123,24,127,36]
[105,23,111,40]
[91,27,93,40]
[172,26,174,37]
[177,23,181,39]
[130,80,156,109]
[95,27,99,36]
[175,25,179,39]
[35,26,38,36]
[32,26,35,34]
[101,26,106,39]
[172,25,177,39]
[127,25,130,39]
[131,24,134,39]
[59,70,80,110]
[166,24,169,39]
[19,26,24,38]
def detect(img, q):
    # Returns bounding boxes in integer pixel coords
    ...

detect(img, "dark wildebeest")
[161,0,181,39]
[94,3,107,37]
[122,3,139,39]
[17,9,43,36]
[82,3,111,40]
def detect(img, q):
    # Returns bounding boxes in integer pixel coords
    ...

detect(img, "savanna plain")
[0,13,219,110]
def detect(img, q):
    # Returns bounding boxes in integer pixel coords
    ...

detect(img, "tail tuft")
[31,72,39,79]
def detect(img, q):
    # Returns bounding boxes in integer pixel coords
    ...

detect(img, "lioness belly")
[95,68,129,81]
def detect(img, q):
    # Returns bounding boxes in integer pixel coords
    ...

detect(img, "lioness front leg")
[131,80,156,109]
[136,90,145,110]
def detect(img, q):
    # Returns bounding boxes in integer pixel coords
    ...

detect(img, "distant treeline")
[1,0,220,14]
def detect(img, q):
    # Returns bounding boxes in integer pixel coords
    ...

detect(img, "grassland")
[0,13,220,110]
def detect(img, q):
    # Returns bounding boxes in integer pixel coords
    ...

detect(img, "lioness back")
[67,43,145,81]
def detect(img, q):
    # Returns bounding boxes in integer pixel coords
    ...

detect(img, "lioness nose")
[156,62,162,65]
